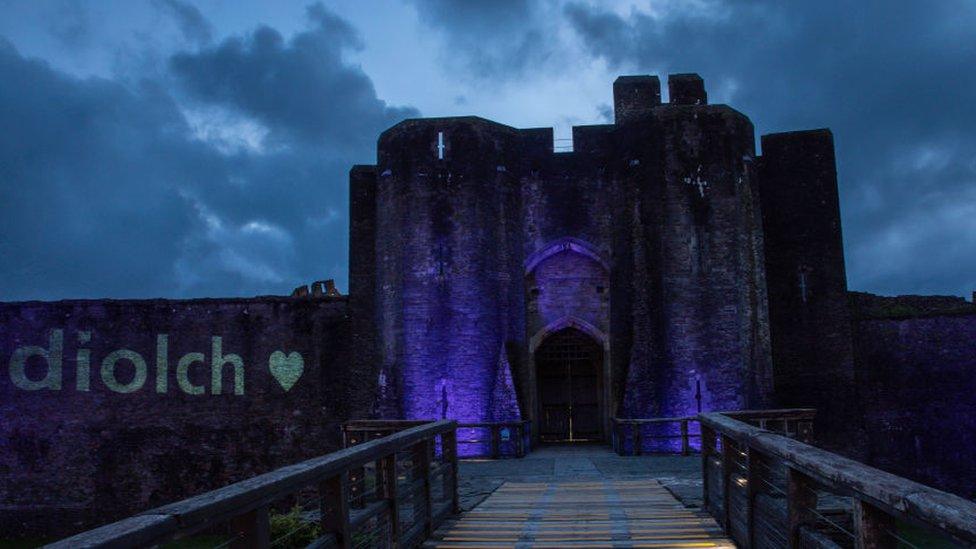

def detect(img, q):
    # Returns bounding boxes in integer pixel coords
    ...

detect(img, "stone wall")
[759,129,859,454]
[648,97,772,420]
[352,75,775,444]
[374,117,524,426]
[852,309,976,499]
[0,296,354,538]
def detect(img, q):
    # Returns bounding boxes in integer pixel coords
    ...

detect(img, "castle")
[348,74,854,444]
[3,74,975,537]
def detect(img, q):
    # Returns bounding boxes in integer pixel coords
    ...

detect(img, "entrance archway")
[535,327,603,442]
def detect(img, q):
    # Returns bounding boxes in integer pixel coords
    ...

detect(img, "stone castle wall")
[851,310,976,499]
[758,129,860,453]
[373,118,524,424]
[353,74,776,440]
[0,296,354,537]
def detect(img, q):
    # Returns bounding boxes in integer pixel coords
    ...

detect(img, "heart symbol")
[268,351,304,392]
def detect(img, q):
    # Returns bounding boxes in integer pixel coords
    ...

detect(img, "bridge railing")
[612,408,815,456]
[700,412,976,548]
[49,420,459,549]
[344,419,531,459]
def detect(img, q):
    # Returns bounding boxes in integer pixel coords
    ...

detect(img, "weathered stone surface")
[0,296,354,538]
[759,129,859,454]
[852,311,976,499]
[352,75,775,447]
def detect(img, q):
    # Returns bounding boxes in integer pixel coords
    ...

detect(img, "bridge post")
[515,424,522,457]
[229,505,270,549]
[680,420,690,455]
[490,425,501,459]
[797,419,814,444]
[720,435,735,532]
[443,429,460,513]
[415,439,434,538]
[382,454,401,546]
[320,474,351,549]
[745,447,763,549]
[854,499,897,549]
[701,425,715,515]
[787,466,817,547]
[632,423,642,455]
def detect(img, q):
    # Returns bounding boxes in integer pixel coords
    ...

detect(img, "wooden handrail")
[722,408,817,420]
[611,416,698,456]
[612,409,816,456]
[699,412,976,547]
[49,420,459,549]
[613,415,696,424]
[344,419,532,459]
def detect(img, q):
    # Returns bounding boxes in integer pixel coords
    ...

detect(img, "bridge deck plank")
[425,479,734,548]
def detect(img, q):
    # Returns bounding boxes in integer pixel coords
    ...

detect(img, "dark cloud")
[171,4,415,154]
[0,4,416,301]
[407,0,559,80]
[565,1,976,297]
[154,0,213,46]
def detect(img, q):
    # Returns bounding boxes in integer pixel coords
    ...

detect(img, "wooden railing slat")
[786,466,817,548]
[417,439,434,538]
[680,420,690,455]
[444,430,460,513]
[701,424,715,515]
[383,453,401,547]
[320,474,351,549]
[854,498,897,549]
[229,505,270,549]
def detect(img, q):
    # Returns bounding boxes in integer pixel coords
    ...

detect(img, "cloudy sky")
[0,0,974,300]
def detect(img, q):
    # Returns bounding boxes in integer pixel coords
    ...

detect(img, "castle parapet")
[613,75,661,124]
[668,73,707,105]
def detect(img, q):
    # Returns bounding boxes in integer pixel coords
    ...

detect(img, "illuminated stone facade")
[349,74,852,444]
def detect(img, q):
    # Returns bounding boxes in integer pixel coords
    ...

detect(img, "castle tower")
[372,118,524,424]
[759,129,859,452]
[612,74,772,426]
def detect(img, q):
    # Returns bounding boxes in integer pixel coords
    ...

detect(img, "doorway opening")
[536,327,603,442]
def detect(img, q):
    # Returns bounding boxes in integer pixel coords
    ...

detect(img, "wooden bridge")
[49,411,976,548]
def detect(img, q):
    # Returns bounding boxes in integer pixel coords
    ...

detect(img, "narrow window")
[437,131,445,160]
[798,271,809,303]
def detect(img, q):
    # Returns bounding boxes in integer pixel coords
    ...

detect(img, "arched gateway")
[535,327,603,442]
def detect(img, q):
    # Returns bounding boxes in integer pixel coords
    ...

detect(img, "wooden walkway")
[425,479,734,548]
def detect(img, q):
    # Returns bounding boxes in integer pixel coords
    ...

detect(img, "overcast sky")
[0,0,974,300]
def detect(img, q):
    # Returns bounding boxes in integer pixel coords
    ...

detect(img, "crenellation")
[668,73,708,105]
[613,75,661,124]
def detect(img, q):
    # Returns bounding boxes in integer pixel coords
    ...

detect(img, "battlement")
[613,75,661,124]
[612,73,709,124]
[667,73,707,105]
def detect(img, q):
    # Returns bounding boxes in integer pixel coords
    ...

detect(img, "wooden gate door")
[536,328,602,442]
